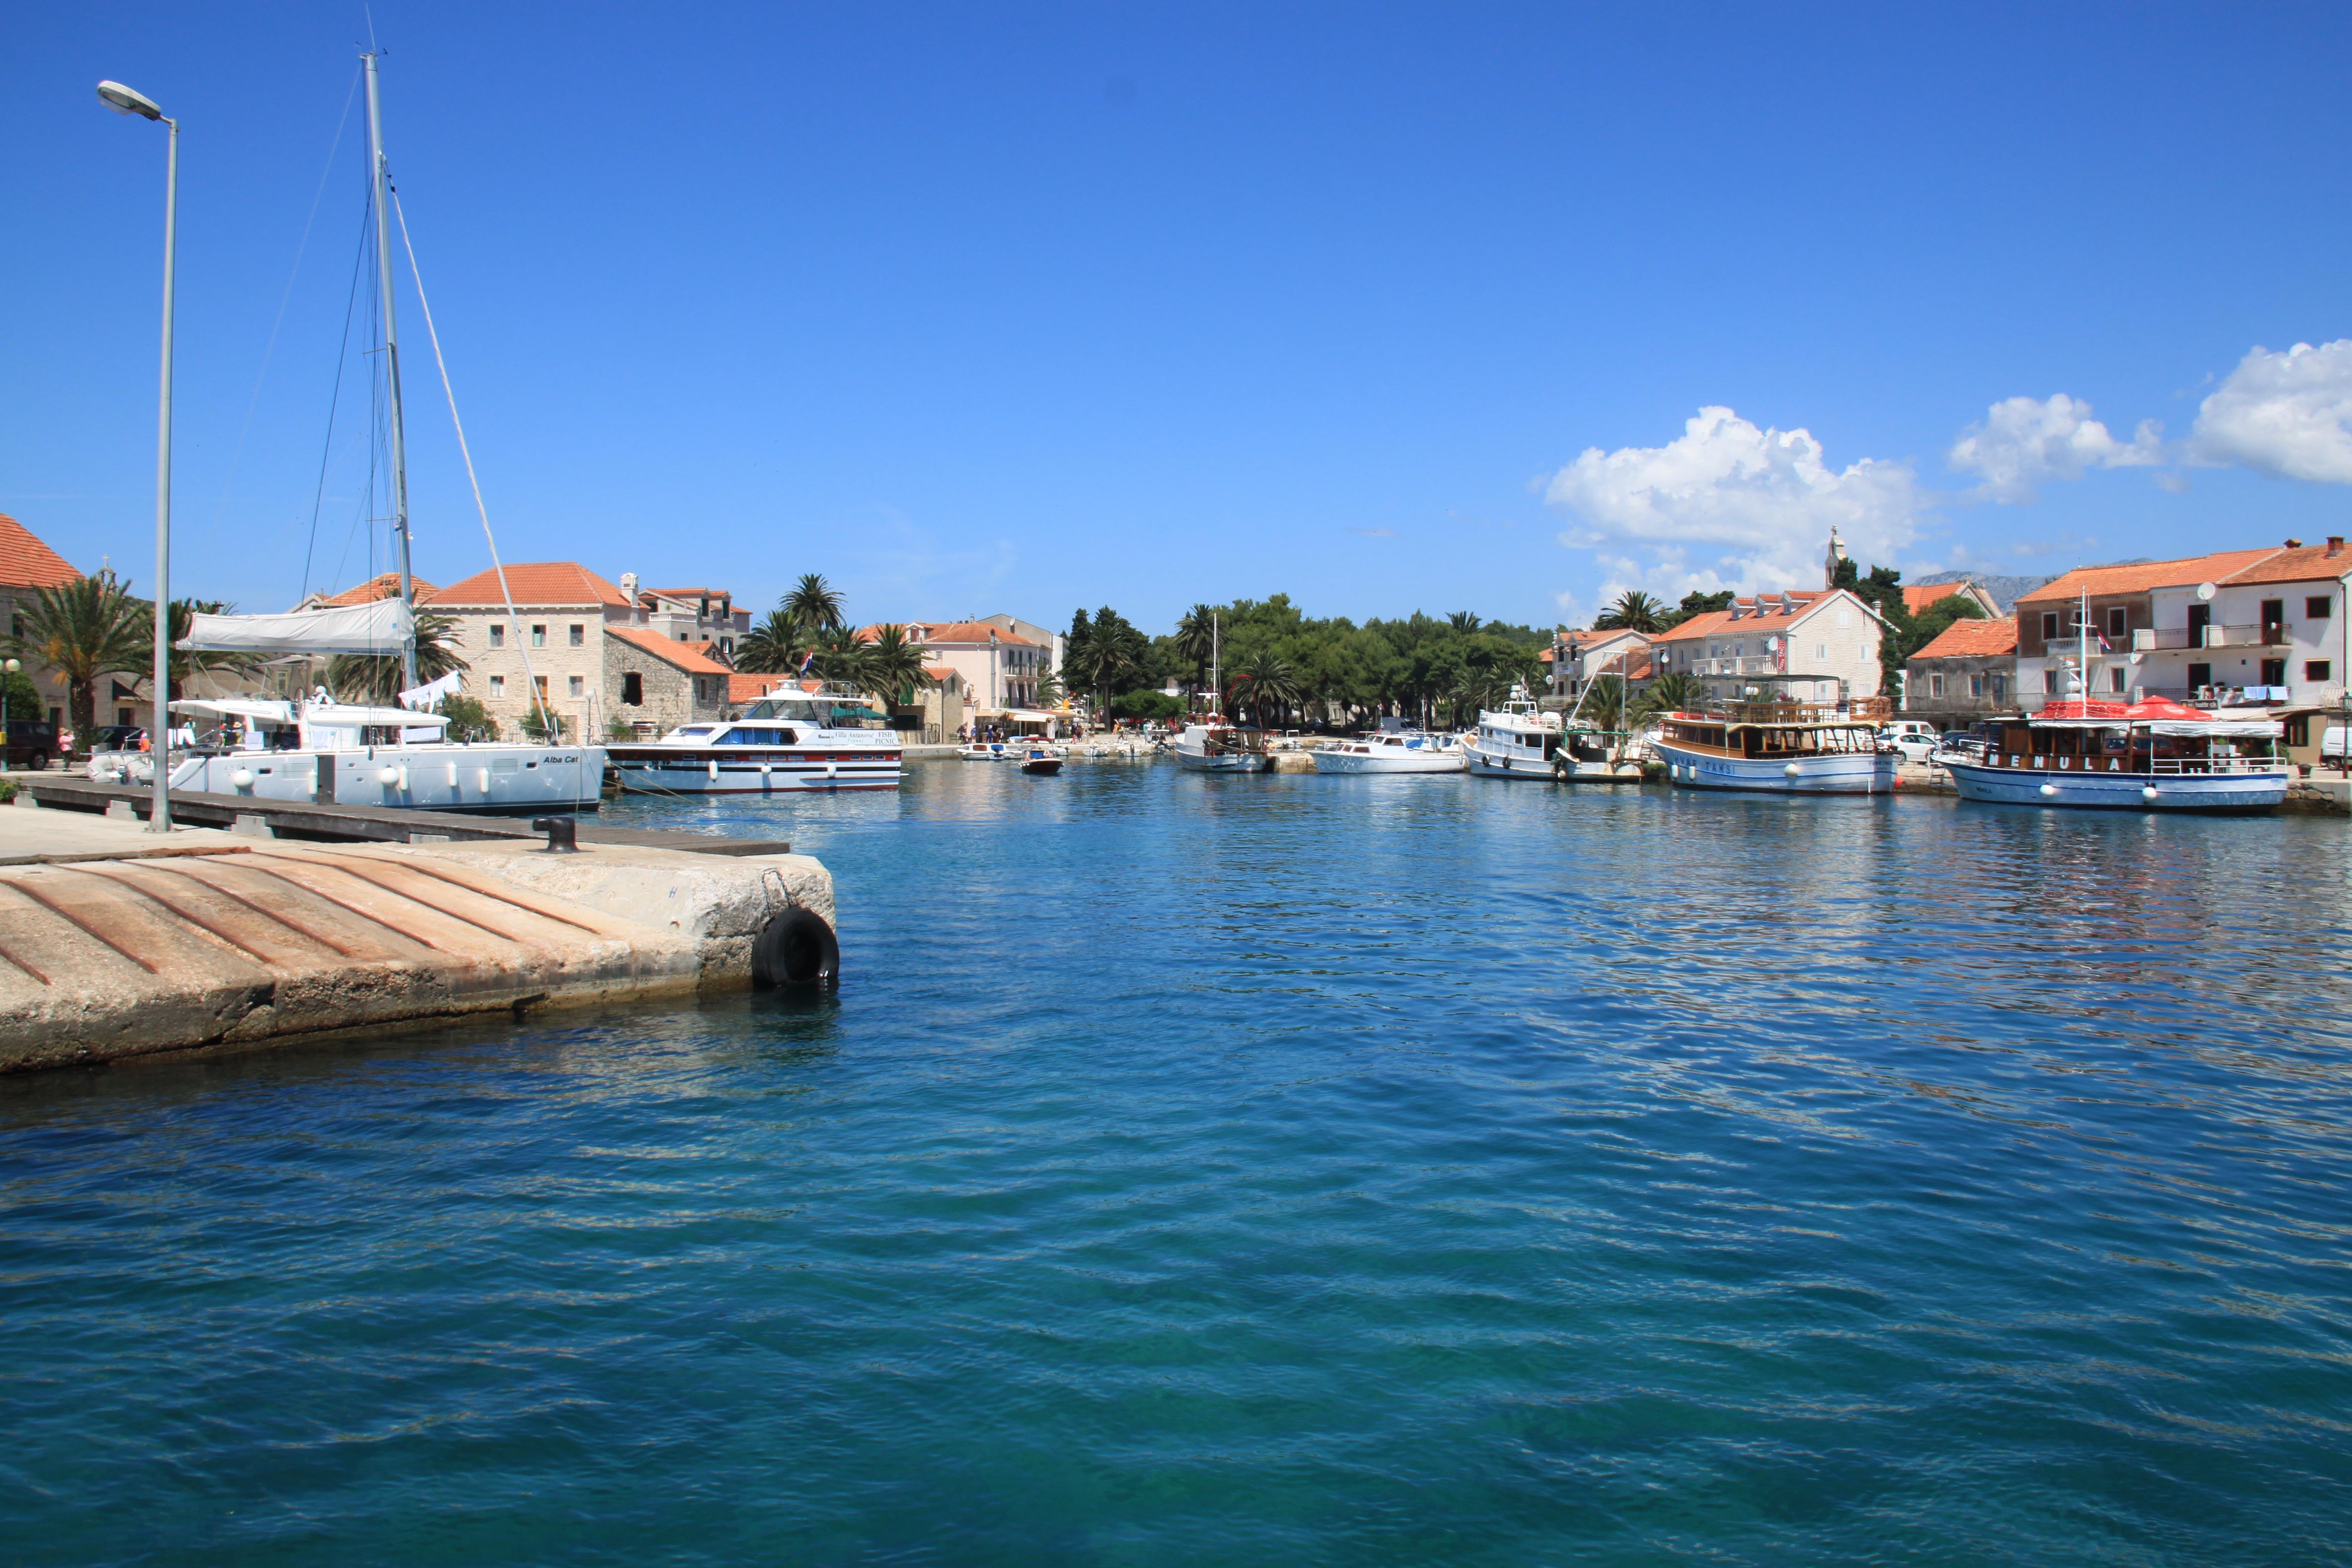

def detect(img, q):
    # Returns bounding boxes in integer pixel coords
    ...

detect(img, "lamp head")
[2,659,18,674]
[96,80,165,120]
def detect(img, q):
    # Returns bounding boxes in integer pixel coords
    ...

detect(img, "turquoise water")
[5,762,2351,1564]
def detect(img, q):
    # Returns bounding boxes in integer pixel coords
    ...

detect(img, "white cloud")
[2189,340,2352,483]
[1947,393,2162,502]
[1544,406,1924,597]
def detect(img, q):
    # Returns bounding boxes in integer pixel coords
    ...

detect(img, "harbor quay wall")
[0,817,833,1075]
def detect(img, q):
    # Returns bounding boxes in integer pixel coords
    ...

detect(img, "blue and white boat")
[1941,701,2289,813]
[1313,728,1464,774]
[1652,705,1895,794]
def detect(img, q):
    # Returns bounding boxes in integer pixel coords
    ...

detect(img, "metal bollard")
[530,815,580,852]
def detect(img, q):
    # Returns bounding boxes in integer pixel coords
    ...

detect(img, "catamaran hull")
[160,746,607,814]
[607,748,902,794]
[1943,759,2288,812]
[1652,740,1895,794]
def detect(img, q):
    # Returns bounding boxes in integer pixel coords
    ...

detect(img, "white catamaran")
[135,51,605,813]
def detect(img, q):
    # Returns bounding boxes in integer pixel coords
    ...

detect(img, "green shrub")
[435,694,499,742]
[1108,689,1185,721]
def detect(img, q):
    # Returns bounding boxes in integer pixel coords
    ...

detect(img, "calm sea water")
[5,762,2351,1565]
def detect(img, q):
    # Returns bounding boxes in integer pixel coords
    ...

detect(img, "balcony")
[2129,623,2293,651]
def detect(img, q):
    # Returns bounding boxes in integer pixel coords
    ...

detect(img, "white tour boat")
[1463,686,1564,778]
[1312,729,1465,775]
[105,693,603,813]
[1942,699,2290,812]
[1171,720,1272,773]
[607,687,903,794]
[1651,704,1896,794]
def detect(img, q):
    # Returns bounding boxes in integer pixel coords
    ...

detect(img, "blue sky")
[7,3,2351,635]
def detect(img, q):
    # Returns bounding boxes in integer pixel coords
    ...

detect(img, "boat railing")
[1978,752,2286,775]
[1704,700,1865,725]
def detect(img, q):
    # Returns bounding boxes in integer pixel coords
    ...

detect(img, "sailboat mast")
[2079,587,2091,707]
[363,51,419,688]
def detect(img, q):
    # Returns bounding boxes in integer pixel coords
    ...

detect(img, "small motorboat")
[1020,747,1062,776]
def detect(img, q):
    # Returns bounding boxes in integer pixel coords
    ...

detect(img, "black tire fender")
[752,906,839,989]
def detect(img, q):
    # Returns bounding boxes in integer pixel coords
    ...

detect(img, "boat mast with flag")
[1941,588,2291,811]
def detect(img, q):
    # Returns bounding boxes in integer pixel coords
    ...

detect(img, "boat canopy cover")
[175,599,414,655]
[168,697,448,730]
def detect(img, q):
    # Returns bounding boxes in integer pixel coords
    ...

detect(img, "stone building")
[2009,542,2351,711]
[0,512,158,736]
[425,563,633,738]
[604,626,733,737]
[1651,588,1889,706]
[1905,616,2018,722]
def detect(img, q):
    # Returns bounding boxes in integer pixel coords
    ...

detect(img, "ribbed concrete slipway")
[0,811,833,1072]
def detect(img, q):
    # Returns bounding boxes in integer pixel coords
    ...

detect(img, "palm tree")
[811,625,871,691]
[1632,671,1702,721]
[737,605,811,675]
[1172,604,1216,690]
[1579,674,1629,732]
[1227,653,1300,729]
[860,623,933,708]
[1594,590,1666,633]
[325,611,469,703]
[1447,610,1483,634]
[7,575,149,743]
[784,573,845,631]
[1033,666,1064,709]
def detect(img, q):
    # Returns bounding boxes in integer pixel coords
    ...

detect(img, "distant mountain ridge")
[1910,560,2156,615]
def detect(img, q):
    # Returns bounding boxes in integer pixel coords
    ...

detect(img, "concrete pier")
[0,803,832,1074]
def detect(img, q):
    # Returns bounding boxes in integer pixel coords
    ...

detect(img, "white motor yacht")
[1463,686,1564,778]
[1312,730,1465,774]
[607,687,903,794]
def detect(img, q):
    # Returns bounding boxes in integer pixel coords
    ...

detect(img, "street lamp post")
[97,79,177,833]
[0,658,17,774]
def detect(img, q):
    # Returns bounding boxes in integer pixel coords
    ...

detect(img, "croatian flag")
[798,650,817,676]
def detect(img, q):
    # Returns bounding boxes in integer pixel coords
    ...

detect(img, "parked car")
[1877,720,1939,763]
[3,720,59,770]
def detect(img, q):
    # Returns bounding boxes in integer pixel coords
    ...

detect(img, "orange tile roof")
[320,571,440,606]
[0,514,83,590]
[728,673,787,702]
[1657,590,1845,643]
[426,562,629,608]
[607,624,735,675]
[2218,541,2352,586]
[1910,617,2018,660]
[2014,549,2280,605]
[1901,582,1986,615]
[887,620,1036,647]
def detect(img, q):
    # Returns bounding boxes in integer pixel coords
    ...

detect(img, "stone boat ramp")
[0,788,834,1074]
